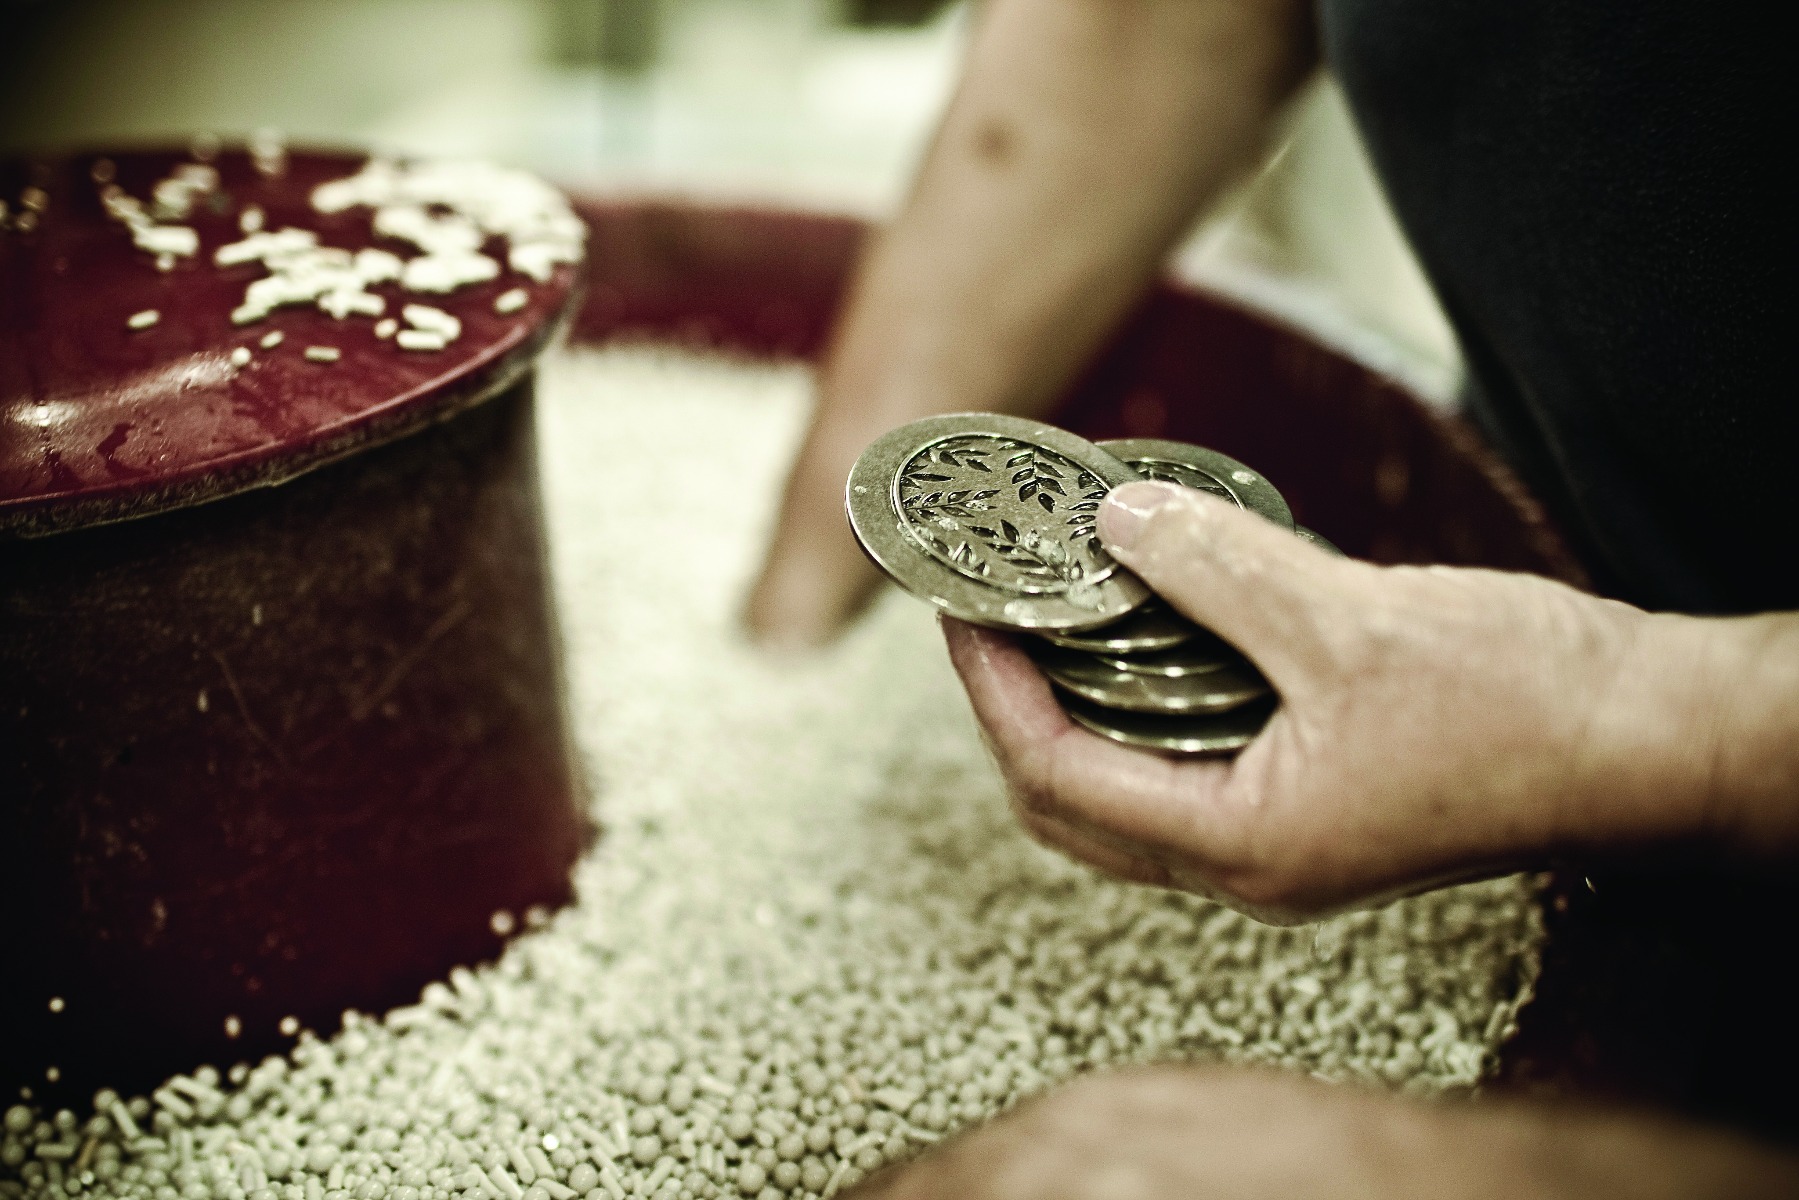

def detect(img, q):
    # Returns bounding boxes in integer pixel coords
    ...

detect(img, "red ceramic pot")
[1,148,588,1094]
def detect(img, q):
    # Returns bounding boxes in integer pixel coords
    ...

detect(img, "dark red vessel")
[1,147,588,1092]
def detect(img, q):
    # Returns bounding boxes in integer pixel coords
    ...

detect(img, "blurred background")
[1,0,1460,401]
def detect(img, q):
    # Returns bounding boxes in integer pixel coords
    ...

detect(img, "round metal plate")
[1031,642,1270,715]
[1084,630,1248,679]
[1296,526,1344,556]
[1062,693,1275,757]
[1099,438,1293,530]
[847,414,1152,632]
[1040,598,1199,654]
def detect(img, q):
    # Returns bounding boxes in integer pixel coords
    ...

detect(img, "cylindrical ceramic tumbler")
[1,146,589,1094]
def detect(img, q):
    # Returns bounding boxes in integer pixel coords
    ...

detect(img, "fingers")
[942,618,1251,878]
[743,532,884,652]
[744,420,888,649]
[1097,481,1362,694]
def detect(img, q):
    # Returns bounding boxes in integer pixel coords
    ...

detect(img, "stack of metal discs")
[846,414,1337,757]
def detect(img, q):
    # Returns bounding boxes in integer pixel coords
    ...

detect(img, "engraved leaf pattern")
[898,436,1118,593]
[1131,458,1237,505]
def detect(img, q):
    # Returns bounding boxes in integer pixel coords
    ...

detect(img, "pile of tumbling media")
[1,348,1545,1200]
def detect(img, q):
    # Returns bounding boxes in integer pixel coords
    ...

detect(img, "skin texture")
[845,1067,1799,1200]
[736,0,1799,1191]
[941,484,1799,922]
[744,0,1317,650]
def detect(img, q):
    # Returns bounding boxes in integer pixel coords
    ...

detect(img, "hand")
[944,480,1794,923]
[846,1066,1799,1199]
[743,406,897,652]
[742,0,1319,650]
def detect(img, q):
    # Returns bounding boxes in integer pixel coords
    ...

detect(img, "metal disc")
[1296,526,1344,556]
[1083,629,1249,678]
[1031,641,1270,715]
[1061,693,1275,757]
[847,414,1152,632]
[1040,598,1199,654]
[1098,438,1293,530]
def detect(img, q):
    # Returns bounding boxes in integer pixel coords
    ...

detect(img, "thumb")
[1096,481,1359,693]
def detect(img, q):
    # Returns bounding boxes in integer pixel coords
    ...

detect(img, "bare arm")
[1648,608,1799,856]
[746,0,1318,648]
[945,484,1799,922]
[849,1066,1799,1200]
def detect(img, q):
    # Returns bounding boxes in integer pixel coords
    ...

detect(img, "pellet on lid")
[396,329,448,352]
[260,331,284,349]
[125,309,160,330]
[302,346,340,363]
[250,129,286,176]
[402,304,461,340]
[494,288,528,314]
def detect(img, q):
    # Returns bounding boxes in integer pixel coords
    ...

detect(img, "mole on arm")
[972,118,1016,167]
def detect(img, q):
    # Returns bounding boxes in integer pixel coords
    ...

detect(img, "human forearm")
[747,0,1317,647]
[848,1066,1799,1199]
[821,0,1317,427]
[1707,612,1799,849]
[1585,610,1799,857]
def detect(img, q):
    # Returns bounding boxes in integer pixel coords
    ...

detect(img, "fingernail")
[1098,481,1178,550]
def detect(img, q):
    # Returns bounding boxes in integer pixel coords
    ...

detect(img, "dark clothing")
[1322,0,1791,614]
[1321,1,1797,1146]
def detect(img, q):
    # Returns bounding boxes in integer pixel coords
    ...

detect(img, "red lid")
[0,145,583,536]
